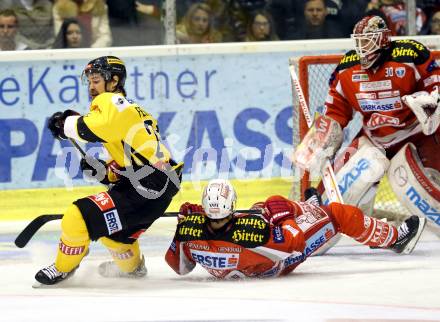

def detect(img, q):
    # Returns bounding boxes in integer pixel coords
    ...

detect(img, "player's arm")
[263,195,306,253]
[164,202,203,275]
[48,93,123,143]
[165,237,196,275]
[402,41,440,135]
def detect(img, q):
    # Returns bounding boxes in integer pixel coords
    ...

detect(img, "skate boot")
[98,255,147,278]
[390,215,426,254]
[34,264,77,287]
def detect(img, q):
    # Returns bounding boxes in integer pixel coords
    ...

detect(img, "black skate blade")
[403,217,427,255]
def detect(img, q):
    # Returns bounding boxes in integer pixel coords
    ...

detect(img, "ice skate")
[98,255,147,278]
[33,264,77,288]
[390,215,426,254]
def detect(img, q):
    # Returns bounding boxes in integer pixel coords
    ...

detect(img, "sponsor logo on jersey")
[236,217,267,230]
[367,113,403,129]
[406,187,440,225]
[352,74,369,82]
[103,209,123,235]
[190,250,240,269]
[231,229,265,243]
[218,246,242,253]
[301,223,335,257]
[391,47,419,59]
[109,249,134,260]
[377,90,400,99]
[359,80,392,92]
[187,243,209,251]
[427,59,439,72]
[59,241,85,255]
[423,75,440,87]
[340,52,359,65]
[178,225,203,238]
[261,265,280,278]
[358,96,402,112]
[339,158,370,195]
[395,39,425,51]
[396,67,406,78]
[170,241,176,252]
[88,192,115,212]
[284,251,305,268]
[356,93,376,100]
[272,226,285,243]
[180,214,206,225]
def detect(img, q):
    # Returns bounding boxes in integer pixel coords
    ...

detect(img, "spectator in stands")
[106,0,162,46]
[0,9,27,51]
[245,10,279,41]
[176,2,222,44]
[426,10,440,35]
[325,1,370,37]
[366,0,427,35]
[267,0,302,40]
[0,0,54,49]
[53,0,112,48]
[287,0,345,40]
[52,18,86,48]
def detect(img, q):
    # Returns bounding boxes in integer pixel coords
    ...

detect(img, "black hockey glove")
[80,155,109,184]
[304,187,322,206]
[47,109,79,140]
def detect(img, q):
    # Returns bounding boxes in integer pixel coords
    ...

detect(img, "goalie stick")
[14,209,263,248]
[288,61,344,204]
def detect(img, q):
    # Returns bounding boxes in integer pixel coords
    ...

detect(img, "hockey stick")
[288,62,343,204]
[14,209,262,248]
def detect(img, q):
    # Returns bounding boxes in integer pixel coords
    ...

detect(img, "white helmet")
[202,179,237,219]
[351,16,391,69]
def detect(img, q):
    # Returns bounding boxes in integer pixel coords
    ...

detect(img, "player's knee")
[61,204,89,242]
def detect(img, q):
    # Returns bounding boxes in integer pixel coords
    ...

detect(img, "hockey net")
[290,52,440,220]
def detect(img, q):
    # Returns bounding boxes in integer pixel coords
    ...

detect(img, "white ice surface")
[0,217,439,322]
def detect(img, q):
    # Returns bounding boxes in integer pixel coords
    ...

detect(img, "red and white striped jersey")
[324,39,440,148]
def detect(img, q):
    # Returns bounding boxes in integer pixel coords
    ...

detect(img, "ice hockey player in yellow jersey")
[35,56,182,286]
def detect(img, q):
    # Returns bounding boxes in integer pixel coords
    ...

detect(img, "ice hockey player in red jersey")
[165,179,426,279]
[293,15,440,230]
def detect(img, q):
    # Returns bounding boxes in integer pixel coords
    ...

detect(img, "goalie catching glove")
[292,115,343,173]
[47,109,79,140]
[402,89,440,135]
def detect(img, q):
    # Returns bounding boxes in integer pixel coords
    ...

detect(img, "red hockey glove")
[178,202,204,220]
[263,195,295,226]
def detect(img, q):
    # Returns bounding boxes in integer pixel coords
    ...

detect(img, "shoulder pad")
[390,39,430,64]
[336,50,360,71]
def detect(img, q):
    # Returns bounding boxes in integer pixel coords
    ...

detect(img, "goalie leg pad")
[323,137,390,208]
[388,143,440,228]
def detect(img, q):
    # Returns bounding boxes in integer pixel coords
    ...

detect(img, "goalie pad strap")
[388,143,440,226]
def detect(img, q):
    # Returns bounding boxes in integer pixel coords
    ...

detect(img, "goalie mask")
[351,16,391,69]
[81,56,127,92]
[202,179,237,219]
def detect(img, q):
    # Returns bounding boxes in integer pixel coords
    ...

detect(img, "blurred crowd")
[1,0,440,51]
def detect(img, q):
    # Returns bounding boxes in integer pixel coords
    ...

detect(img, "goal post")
[289,51,440,220]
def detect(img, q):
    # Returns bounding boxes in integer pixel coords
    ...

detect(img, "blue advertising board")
[0,49,299,189]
